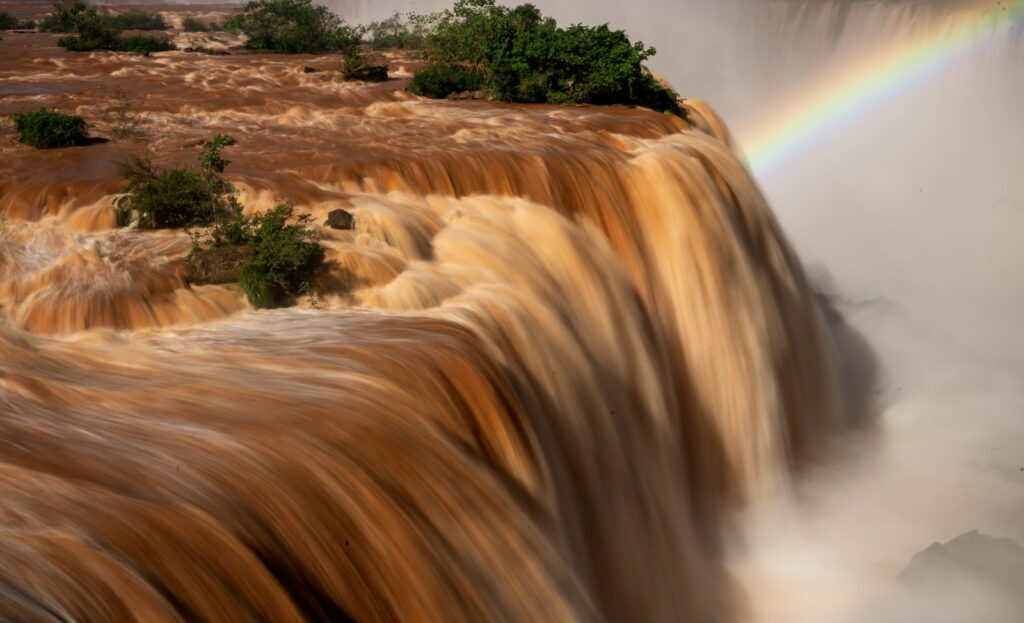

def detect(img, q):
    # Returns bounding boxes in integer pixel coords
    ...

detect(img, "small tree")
[0,12,21,29]
[199,133,236,178]
[39,0,97,32]
[193,203,325,308]
[11,108,90,148]
[182,17,207,32]
[223,0,362,53]
[238,205,324,308]
[115,135,238,228]
[407,0,681,114]
[104,10,166,31]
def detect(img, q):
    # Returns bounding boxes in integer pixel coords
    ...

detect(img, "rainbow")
[743,1,1024,176]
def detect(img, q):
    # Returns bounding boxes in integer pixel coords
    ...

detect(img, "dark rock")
[446,90,488,101]
[184,47,229,55]
[302,66,319,73]
[186,246,253,285]
[343,65,389,82]
[324,209,355,230]
[901,530,1024,593]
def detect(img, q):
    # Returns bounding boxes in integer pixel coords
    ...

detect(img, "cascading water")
[0,22,845,618]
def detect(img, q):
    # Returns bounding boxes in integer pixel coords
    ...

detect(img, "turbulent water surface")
[0,8,846,621]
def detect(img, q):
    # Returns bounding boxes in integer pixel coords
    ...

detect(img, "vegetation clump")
[223,0,362,53]
[115,135,324,308]
[409,0,681,114]
[0,12,36,30]
[182,17,208,33]
[203,204,324,308]
[38,0,96,33]
[364,12,435,51]
[115,134,238,229]
[10,108,90,148]
[408,62,483,98]
[40,1,172,52]
[41,1,165,32]
[103,10,167,31]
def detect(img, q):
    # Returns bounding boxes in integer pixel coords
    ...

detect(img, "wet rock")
[183,47,229,55]
[446,90,489,101]
[302,66,318,73]
[186,246,253,285]
[324,209,355,230]
[343,65,389,82]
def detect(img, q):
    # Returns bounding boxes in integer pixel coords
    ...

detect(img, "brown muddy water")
[0,6,847,622]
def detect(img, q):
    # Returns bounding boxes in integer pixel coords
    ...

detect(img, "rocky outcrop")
[324,208,355,230]
[901,530,1024,591]
[186,246,253,285]
[447,90,489,101]
[343,65,389,82]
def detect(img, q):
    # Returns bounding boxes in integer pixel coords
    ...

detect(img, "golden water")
[0,27,840,622]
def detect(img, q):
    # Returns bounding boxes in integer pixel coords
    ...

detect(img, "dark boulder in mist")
[881,530,1024,623]
[325,208,355,230]
[186,246,253,285]
[901,530,1024,591]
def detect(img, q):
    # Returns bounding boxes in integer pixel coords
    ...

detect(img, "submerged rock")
[343,65,389,82]
[324,208,355,230]
[186,246,253,285]
[447,90,489,101]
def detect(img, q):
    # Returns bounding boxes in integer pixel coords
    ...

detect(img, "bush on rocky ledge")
[11,108,90,148]
[0,12,36,30]
[408,62,483,98]
[191,204,324,308]
[116,134,238,229]
[182,17,208,33]
[408,0,681,114]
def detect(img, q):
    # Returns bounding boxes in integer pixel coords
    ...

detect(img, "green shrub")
[10,108,89,148]
[104,10,166,31]
[223,0,362,53]
[113,35,174,53]
[43,1,171,51]
[41,2,165,32]
[58,28,118,51]
[0,12,32,29]
[39,0,96,32]
[196,203,323,307]
[182,17,207,32]
[116,134,237,229]
[425,0,503,66]
[60,31,173,53]
[365,11,435,50]
[408,62,483,98]
[238,205,323,308]
[409,0,681,114]
[117,160,219,228]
